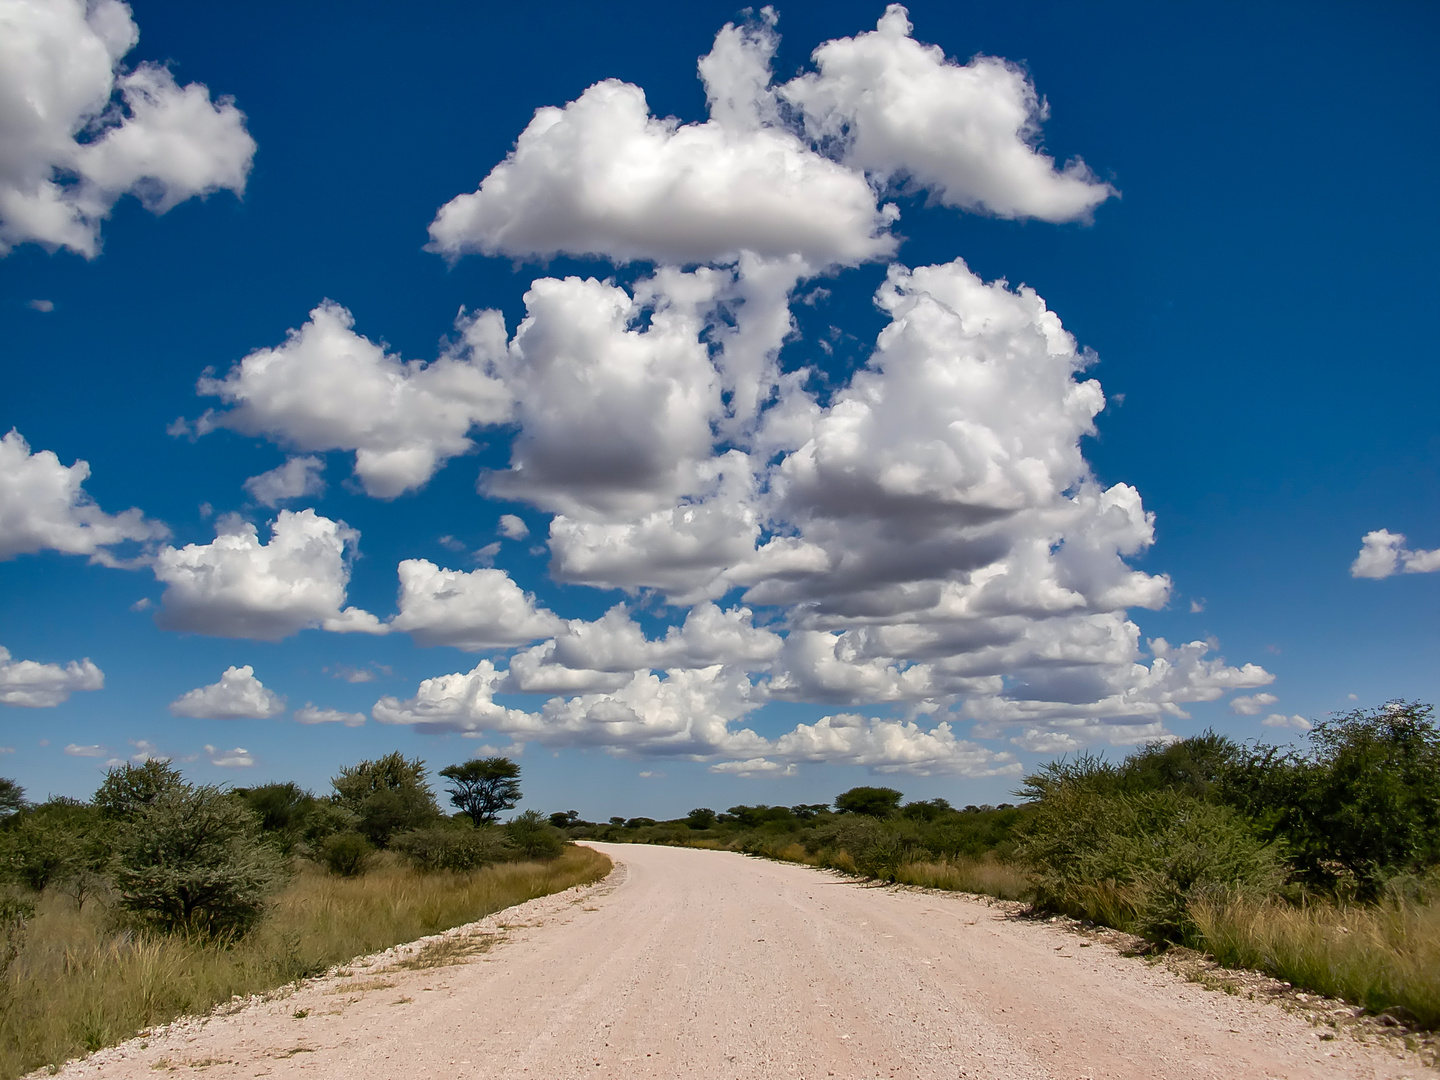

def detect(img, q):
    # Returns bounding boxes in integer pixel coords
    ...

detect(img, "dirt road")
[55,843,1435,1079]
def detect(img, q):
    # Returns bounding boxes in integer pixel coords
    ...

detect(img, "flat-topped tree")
[834,786,904,818]
[440,757,522,825]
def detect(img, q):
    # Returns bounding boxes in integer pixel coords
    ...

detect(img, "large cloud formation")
[0,0,254,256]
[172,9,1262,776]
[427,5,1111,267]
[356,9,1269,776]
[781,6,1114,221]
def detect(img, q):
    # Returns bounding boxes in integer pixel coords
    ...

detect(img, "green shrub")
[1,799,112,903]
[685,808,717,830]
[302,799,359,853]
[390,826,506,872]
[0,886,33,987]
[504,811,564,860]
[811,816,915,879]
[234,782,315,855]
[332,752,441,847]
[319,832,373,877]
[1017,783,1284,942]
[113,783,282,938]
[834,786,903,818]
[93,760,185,819]
[1226,701,1440,898]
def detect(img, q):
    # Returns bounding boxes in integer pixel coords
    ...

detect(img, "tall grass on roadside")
[893,858,1032,901]
[1191,892,1440,1029]
[0,846,610,1079]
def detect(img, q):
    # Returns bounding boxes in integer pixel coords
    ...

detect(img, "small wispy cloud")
[1230,692,1278,716]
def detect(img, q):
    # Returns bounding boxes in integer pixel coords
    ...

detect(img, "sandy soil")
[50,842,1438,1080]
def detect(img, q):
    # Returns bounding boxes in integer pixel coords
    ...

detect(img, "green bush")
[685,808,717,830]
[113,783,282,938]
[1226,701,1440,897]
[319,832,373,877]
[1017,782,1284,942]
[834,787,904,818]
[234,782,315,855]
[332,752,442,847]
[504,811,564,860]
[811,816,914,879]
[302,799,359,853]
[390,825,506,872]
[1,799,112,905]
[93,760,185,819]
[0,886,33,986]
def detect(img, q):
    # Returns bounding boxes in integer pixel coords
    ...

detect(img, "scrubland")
[0,754,607,1078]
[575,701,1440,1033]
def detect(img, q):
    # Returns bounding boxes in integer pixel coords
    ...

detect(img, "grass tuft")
[1191,892,1440,1029]
[892,857,1032,901]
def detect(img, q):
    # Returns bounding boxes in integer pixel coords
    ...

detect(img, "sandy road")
[56,842,1435,1080]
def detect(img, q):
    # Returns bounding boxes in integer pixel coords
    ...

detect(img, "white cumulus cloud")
[709,758,796,777]
[352,10,1272,770]
[0,0,254,256]
[781,6,1114,223]
[427,16,893,268]
[0,429,167,563]
[388,559,562,650]
[168,665,285,719]
[1351,529,1440,579]
[192,302,513,498]
[0,644,103,707]
[152,509,383,641]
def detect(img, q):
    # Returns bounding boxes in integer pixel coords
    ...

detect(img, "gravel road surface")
[53,843,1436,1080]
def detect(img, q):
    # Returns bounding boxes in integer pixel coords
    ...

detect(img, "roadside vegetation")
[572,700,1440,1029]
[0,754,608,1078]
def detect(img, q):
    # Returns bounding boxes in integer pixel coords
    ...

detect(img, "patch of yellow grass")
[0,845,610,1078]
[894,857,1032,901]
[1191,893,1440,1029]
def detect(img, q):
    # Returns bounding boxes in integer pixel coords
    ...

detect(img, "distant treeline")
[572,700,1440,941]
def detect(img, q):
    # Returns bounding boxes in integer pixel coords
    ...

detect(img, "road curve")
[56,842,1434,1080]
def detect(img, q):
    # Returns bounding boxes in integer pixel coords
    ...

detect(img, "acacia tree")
[834,786,904,818]
[440,757,521,825]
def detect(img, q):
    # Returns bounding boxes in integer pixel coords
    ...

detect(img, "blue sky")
[1,0,1436,819]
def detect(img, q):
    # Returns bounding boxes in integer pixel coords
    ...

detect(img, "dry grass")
[0,845,610,1078]
[893,857,1032,901]
[1191,893,1440,1029]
